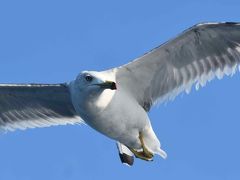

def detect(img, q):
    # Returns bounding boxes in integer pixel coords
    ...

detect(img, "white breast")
[93,69,117,110]
[95,89,116,110]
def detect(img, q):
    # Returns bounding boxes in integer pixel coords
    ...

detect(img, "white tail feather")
[156,148,168,159]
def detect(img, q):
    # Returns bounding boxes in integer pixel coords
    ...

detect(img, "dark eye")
[85,75,93,82]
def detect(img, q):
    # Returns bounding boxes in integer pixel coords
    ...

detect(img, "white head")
[70,70,118,115]
[73,71,117,94]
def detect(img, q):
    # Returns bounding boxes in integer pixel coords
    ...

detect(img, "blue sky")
[0,0,240,179]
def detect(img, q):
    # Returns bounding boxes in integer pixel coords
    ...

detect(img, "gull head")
[74,71,117,93]
[70,70,118,113]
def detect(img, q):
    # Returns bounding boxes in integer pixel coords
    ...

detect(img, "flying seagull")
[1,22,240,166]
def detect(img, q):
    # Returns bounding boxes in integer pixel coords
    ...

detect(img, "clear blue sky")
[0,0,240,179]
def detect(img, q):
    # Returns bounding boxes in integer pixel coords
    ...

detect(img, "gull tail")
[142,126,168,159]
[156,148,167,159]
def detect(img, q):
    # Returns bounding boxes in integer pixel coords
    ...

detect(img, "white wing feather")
[0,83,83,132]
[116,22,240,111]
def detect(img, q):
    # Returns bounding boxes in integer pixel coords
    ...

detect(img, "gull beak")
[98,81,117,90]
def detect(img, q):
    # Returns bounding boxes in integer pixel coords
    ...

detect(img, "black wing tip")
[225,22,239,25]
[194,21,240,28]
[119,153,134,166]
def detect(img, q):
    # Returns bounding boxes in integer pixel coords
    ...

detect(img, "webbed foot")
[129,132,154,161]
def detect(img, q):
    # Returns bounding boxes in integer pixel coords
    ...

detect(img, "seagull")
[1,22,240,166]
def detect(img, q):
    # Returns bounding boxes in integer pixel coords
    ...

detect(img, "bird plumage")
[116,22,240,111]
[0,84,82,132]
[0,22,240,166]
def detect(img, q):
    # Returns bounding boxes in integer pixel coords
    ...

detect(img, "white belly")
[68,73,166,157]
[77,89,150,148]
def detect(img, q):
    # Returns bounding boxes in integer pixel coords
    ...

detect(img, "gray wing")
[116,22,240,111]
[0,83,82,132]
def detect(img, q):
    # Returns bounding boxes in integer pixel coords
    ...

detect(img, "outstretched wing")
[0,83,82,132]
[116,22,240,111]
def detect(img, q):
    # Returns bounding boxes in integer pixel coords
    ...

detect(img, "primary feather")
[116,22,240,111]
[0,84,82,132]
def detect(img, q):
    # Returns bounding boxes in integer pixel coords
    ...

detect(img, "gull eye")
[85,75,93,82]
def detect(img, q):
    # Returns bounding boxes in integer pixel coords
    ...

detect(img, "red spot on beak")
[111,82,117,90]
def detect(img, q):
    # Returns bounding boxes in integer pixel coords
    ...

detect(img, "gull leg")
[128,132,154,161]
[128,147,152,161]
[139,132,154,159]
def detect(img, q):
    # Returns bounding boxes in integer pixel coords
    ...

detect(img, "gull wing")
[116,22,240,111]
[0,83,82,132]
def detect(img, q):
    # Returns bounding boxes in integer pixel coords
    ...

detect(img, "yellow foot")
[129,148,153,161]
[129,132,154,161]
